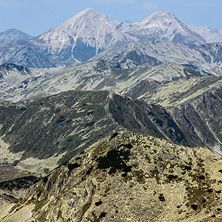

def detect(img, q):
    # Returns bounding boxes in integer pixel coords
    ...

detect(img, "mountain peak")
[5,28,20,32]
[156,11,174,16]
[141,11,180,25]
[119,11,205,45]
[67,8,106,22]
[73,8,100,16]
[0,28,31,42]
[37,8,133,63]
[77,8,97,14]
[149,11,176,18]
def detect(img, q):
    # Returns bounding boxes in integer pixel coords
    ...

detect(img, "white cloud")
[142,1,158,10]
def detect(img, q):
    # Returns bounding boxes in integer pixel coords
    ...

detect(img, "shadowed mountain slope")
[0,90,190,177]
[0,41,54,68]
[0,61,222,164]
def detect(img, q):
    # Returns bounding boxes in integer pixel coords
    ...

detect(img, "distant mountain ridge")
[93,38,222,75]
[187,24,222,43]
[0,60,221,155]
[0,40,54,68]
[1,8,222,68]
[0,28,32,42]
[119,11,206,45]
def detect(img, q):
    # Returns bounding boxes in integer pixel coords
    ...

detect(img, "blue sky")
[0,0,221,36]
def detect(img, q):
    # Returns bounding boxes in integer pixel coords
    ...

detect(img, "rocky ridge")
[2,132,222,222]
[187,24,222,43]
[0,61,221,160]
[0,41,54,68]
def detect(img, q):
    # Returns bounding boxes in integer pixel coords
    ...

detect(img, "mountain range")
[0,8,222,69]
[0,60,222,173]
[1,8,222,221]
[36,8,135,64]
[93,38,222,75]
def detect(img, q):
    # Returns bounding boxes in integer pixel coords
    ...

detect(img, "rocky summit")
[2,132,222,222]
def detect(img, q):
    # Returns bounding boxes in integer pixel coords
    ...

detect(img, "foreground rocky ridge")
[2,132,222,222]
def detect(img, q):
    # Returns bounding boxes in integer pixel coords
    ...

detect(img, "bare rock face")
[0,176,39,221]
[3,132,222,221]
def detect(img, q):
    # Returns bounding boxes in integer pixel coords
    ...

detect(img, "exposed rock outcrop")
[3,132,222,221]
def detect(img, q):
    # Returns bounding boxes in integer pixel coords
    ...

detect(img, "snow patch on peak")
[140,11,180,27]
[0,28,32,42]
[120,11,205,45]
[66,8,105,23]
[143,11,176,20]
[36,8,135,63]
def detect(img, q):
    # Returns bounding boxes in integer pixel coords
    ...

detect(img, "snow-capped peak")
[0,28,32,42]
[36,8,135,63]
[120,11,206,45]
[138,11,183,31]
[141,11,178,24]
[71,8,98,18]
